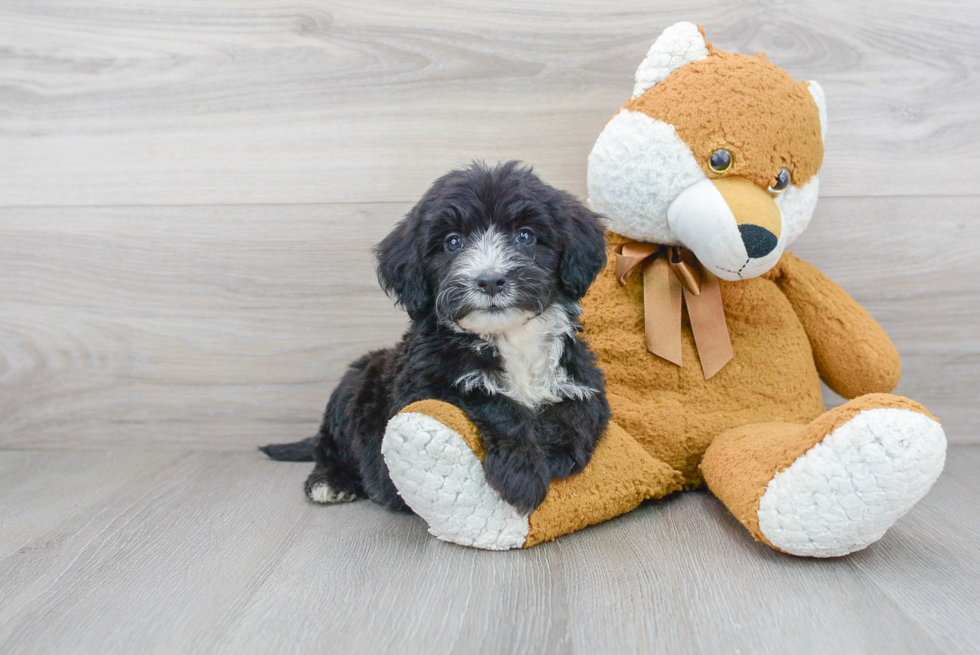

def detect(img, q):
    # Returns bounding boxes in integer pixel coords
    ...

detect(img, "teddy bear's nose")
[739,224,778,259]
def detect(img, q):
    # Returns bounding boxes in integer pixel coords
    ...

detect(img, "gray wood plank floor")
[0,446,977,655]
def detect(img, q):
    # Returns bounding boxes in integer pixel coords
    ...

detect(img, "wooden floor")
[0,446,976,655]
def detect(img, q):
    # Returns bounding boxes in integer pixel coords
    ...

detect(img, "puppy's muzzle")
[476,271,507,298]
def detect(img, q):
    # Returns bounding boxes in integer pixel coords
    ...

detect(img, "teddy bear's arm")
[771,253,901,399]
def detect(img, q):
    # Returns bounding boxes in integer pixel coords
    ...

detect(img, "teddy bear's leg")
[701,393,946,557]
[382,399,681,550]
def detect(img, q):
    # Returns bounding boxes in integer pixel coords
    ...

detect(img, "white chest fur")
[455,305,596,409]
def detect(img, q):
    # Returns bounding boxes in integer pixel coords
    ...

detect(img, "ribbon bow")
[614,242,734,380]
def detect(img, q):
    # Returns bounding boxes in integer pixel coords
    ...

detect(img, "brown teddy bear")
[381,22,947,555]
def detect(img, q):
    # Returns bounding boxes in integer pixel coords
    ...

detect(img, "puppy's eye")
[516,228,535,246]
[708,149,733,174]
[769,168,791,194]
[445,233,464,252]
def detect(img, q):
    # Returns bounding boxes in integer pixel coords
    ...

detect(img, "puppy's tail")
[259,436,316,462]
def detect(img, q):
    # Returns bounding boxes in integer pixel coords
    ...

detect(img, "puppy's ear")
[555,192,607,299]
[375,207,432,321]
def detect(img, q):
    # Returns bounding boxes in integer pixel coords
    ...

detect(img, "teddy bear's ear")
[632,21,710,99]
[807,80,828,140]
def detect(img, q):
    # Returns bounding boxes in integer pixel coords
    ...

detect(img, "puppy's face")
[376,162,607,333]
[434,218,556,333]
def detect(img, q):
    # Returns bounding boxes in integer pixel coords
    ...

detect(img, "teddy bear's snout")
[666,177,785,280]
[712,177,782,254]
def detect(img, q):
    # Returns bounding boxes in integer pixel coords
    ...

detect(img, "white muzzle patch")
[452,227,517,282]
[457,307,531,334]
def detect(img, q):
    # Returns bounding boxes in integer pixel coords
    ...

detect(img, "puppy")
[261,161,610,514]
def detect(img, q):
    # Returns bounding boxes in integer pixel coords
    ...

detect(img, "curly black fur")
[262,161,610,515]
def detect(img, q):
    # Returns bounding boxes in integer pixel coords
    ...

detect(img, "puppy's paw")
[306,482,358,504]
[483,448,550,515]
[304,475,358,505]
[545,445,591,480]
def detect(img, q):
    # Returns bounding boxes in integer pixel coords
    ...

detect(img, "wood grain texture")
[2,196,977,448]
[0,203,408,448]
[0,0,978,206]
[0,447,978,654]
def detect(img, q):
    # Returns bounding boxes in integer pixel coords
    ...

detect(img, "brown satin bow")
[614,242,734,380]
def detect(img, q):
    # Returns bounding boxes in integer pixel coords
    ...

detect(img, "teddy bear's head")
[587,22,826,281]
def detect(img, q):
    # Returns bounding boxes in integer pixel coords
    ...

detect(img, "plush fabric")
[632,21,710,98]
[625,48,825,192]
[390,400,681,549]
[753,408,945,557]
[383,22,947,555]
[524,419,680,547]
[770,253,902,398]
[584,233,826,486]
[700,394,938,552]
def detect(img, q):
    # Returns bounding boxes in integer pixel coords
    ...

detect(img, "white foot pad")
[382,412,529,550]
[758,408,946,557]
[308,482,357,504]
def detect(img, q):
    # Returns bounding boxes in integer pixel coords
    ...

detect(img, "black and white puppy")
[261,161,610,514]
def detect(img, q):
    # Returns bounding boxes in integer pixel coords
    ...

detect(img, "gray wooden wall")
[2,0,978,448]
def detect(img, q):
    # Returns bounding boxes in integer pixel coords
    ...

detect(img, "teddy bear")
[380,22,947,555]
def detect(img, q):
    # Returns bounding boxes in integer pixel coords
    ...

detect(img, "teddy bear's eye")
[708,149,733,174]
[769,168,791,194]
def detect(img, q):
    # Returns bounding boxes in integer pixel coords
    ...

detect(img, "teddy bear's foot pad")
[757,408,946,557]
[382,412,529,550]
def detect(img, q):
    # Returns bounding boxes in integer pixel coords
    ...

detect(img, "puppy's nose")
[476,273,507,297]
[738,224,778,259]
